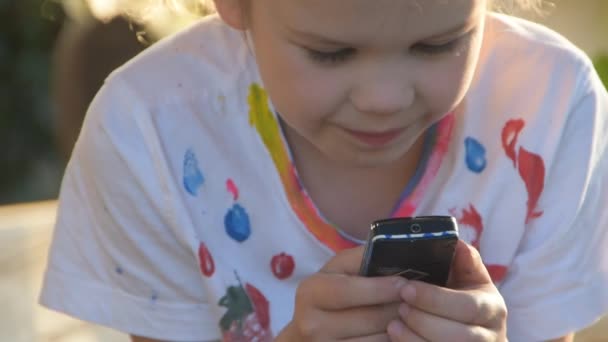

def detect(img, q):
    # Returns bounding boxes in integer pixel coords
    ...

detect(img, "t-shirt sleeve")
[39,75,221,341]
[500,61,608,341]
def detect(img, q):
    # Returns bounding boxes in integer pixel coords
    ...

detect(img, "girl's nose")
[350,73,415,116]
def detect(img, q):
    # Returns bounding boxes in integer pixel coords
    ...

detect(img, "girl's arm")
[548,334,574,342]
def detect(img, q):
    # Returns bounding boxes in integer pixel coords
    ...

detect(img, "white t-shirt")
[40,13,608,341]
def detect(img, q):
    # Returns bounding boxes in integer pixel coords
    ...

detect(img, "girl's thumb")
[449,239,493,289]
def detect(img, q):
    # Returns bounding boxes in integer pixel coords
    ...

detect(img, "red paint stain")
[227,179,239,201]
[501,119,525,167]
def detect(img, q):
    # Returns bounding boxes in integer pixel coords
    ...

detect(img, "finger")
[328,303,400,339]
[321,246,366,275]
[399,303,496,342]
[399,280,506,326]
[342,333,391,342]
[448,240,492,289]
[300,273,406,309]
[294,303,398,340]
[387,320,426,342]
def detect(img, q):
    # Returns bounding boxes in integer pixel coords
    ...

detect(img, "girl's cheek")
[417,64,463,110]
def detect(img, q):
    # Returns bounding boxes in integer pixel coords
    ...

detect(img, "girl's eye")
[307,48,356,64]
[413,38,462,55]
[413,28,478,56]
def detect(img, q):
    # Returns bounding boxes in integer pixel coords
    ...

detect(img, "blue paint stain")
[465,137,487,173]
[225,204,251,242]
[115,266,124,275]
[150,292,158,302]
[183,149,205,196]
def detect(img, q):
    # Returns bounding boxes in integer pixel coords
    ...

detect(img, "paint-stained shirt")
[40,13,608,342]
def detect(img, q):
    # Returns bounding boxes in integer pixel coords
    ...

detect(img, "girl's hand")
[277,246,406,342]
[387,240,508,342]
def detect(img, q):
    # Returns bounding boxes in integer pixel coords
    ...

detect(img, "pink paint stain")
[270,252,295,280]
[450,205,508,284]
[485,264,508,283]
[518,147,545,223]
[450,204,483,249]
[392,114,455,218]
[198,242,215,277]
[501,119,525,168]
[500,119,546,223]
[226,179,239,201]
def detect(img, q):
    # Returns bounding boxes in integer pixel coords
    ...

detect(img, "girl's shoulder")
[82,15,267,185]
[101,14,258,111]
[483,12,593,68]
[477,12,597,100]
[458,14,605,189]
[468,13,599,124]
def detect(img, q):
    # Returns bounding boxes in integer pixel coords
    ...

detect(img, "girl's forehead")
[267,0,485,42]
[272,0,482,18]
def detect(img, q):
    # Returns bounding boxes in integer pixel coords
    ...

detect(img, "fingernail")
[393,277,408,289]
[401,284,416,302]
[399,303,409,318]
[387,320,405,336]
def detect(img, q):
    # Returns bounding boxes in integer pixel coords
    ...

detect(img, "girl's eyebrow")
[284,16,478,46]
[284,27,349,46]
[423,21,476,41]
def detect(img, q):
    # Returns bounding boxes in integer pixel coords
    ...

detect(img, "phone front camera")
[410,224,422,233]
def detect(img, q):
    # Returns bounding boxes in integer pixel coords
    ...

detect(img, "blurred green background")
[0,0,606,205]
[1,0,65,204]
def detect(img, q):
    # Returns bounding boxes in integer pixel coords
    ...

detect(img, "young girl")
[40,0,608,341]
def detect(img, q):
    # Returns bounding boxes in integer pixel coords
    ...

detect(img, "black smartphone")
[359,216,459,286]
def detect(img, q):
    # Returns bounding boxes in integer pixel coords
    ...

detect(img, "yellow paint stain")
[247,83,290,176]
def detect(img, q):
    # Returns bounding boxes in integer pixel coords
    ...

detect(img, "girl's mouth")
[344,128,404,147]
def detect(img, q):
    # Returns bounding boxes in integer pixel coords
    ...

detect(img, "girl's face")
[244,0,487,167]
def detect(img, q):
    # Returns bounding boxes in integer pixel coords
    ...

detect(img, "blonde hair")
[107,0,549,19]
[88,0,215,22]
[89,0,549,37]
[125,0,216,19]
[491,0,549,14]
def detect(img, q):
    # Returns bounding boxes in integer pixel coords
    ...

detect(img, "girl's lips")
[345,128,404,147]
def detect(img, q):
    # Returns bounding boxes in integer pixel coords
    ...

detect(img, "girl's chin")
[321,146,412,169]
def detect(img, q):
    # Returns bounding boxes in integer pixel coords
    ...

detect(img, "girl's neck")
[281,122,428,240]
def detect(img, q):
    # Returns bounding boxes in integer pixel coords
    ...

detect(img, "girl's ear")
[213,0,247,30]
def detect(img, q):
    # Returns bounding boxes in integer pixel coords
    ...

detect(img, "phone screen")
[363,236,457,285]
